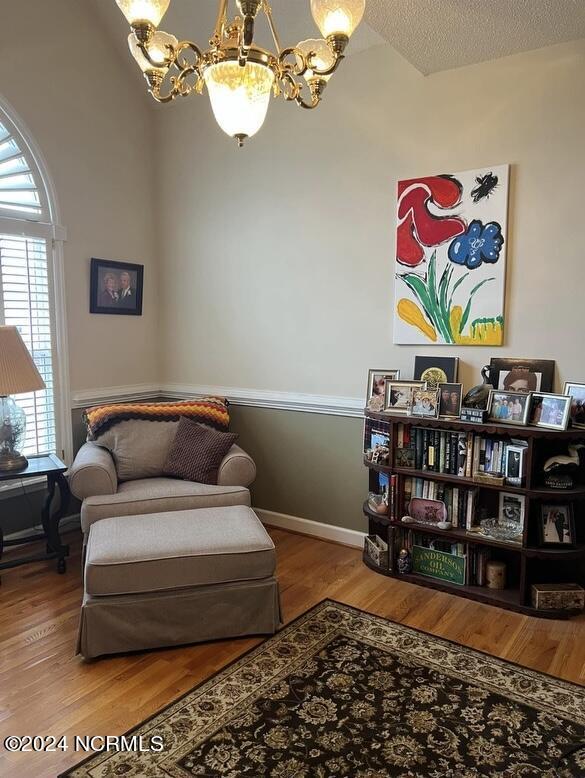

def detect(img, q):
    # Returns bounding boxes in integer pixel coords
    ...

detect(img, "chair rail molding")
[71,384,162,408]
[162,384,363,418]
[71,383,364,418]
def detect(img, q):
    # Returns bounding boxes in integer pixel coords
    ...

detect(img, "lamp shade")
[0,326,45,395]
[203,60,274,141]
[116,0,170,27]
[310,0,365,38]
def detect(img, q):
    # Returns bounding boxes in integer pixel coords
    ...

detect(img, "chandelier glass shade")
[310,0,366,38]
[204,60,275,141]
[115,0,365,145]
[116,0,171,27]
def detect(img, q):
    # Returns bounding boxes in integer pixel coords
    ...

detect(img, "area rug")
[62,600,585,777]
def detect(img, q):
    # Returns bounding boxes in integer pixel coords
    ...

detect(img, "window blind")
[0,234,56,456]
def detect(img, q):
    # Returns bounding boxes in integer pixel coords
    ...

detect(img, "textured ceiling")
[92,0,585,77]
[366,0,585,74]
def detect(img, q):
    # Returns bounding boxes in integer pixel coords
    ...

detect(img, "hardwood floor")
[0,526,583,777]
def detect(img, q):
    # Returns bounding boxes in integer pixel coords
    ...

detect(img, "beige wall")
[0,0,159,394]
[157,39,585,397]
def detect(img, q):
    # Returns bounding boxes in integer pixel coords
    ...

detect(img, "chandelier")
[116,0,366,146]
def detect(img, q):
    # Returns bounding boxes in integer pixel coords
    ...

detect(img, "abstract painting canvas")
[394,165,509,345]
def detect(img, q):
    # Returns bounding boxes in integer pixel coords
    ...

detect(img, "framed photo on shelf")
[488,358,555,394]
[438,383,463,418]
[408,387,440,418]
[414,356,458,387]
[90,258,144,316]
[384,380,425,414]
[563,382,585,428]
[487,390,530,425]
[538,504,575,547]
[366,369,401,411]
[528,393,571,430]
[504,444,526,487]
[499,492,526,534]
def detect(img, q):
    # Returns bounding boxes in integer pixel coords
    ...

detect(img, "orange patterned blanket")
[84,398,230,439]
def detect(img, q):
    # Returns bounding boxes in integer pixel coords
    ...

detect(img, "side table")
[0,453,70,576]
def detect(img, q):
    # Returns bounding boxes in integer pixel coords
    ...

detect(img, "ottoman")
[77,505,281,659]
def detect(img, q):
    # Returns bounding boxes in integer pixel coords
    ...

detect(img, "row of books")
[396,425,527,479]
[403,477,478,530]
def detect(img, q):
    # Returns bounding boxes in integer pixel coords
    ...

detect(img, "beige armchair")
[70,440,256,541]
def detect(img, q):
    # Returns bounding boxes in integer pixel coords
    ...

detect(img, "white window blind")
[0,234,56,456]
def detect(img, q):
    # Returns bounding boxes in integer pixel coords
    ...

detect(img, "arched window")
[0,100,69,462]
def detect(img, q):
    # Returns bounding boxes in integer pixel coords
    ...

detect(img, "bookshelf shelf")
[363,409,585,619]
[362,553,580,619]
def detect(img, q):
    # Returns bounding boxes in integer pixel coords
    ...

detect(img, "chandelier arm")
[278,72,303,103]
[137,40,176,69]
[310,52,345,78]
[296,94,320,110]
[278,47,308,77]
[175,41,204,72]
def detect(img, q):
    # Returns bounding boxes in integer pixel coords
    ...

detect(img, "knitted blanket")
[84,398,230,439]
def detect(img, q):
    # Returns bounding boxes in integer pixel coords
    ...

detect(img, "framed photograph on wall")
[563,382,585,428]
[414,356,458,387]
[90,258,144,316]
[528,393,571,430]
[487,390,530,425]
[366,369,401,411]
[538,504,575,547]
[488,358,555,394]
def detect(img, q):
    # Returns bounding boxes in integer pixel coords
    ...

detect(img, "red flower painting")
[397,176,466,267]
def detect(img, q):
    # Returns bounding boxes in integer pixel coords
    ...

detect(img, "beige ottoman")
[77,505,281,659]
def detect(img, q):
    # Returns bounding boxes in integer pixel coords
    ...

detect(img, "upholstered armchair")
[69,431,256,543]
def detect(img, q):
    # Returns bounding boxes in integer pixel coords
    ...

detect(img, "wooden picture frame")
[438,383,463,418]
[90,258,144,316]
[488,358,555,394]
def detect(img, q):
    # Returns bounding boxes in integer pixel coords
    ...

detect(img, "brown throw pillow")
[163,418,238,485]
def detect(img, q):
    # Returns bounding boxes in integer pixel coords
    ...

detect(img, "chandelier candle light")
[116,0,366,146]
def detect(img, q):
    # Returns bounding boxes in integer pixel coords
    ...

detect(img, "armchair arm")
[217,444,256,488]
[69,442,118,500]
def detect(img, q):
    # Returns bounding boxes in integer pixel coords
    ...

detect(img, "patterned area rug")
[63,600,585,777]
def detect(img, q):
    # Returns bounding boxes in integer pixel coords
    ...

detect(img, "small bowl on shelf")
[367,493,389,515]
[479,518,522,543]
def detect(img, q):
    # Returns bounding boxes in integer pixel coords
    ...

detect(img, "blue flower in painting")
[448,220,504,269]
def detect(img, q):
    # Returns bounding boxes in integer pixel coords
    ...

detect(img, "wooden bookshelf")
[363,410,585,619]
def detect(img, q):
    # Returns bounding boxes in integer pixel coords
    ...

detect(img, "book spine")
[466,433,474,478]
[397,424,404,449]
[439,432,446,473]
[415,429,423,470]
[457,432,467,477]
[422,430,429,471]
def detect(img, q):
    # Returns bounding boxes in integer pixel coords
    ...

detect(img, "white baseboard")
[255,508,365,549]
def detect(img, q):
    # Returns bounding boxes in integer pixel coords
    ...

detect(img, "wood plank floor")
[0,527,583,777]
